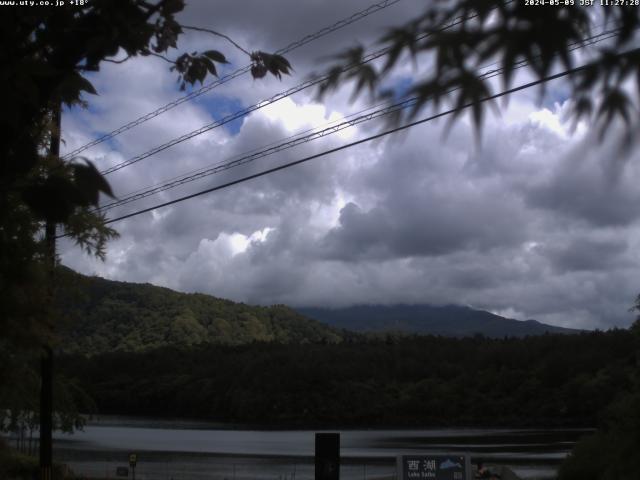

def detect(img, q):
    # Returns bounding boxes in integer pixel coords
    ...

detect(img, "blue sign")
[399,454,470,480]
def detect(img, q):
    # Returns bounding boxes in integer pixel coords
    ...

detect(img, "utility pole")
[40,101,60,480]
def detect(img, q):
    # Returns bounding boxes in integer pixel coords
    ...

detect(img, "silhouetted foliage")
[557,302,640,480]
[0,341,93,441]
[0,440,71,480]
[558,393,640,480]
[318,1,640,142]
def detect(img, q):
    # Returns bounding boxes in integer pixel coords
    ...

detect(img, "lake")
[50,416,592,480]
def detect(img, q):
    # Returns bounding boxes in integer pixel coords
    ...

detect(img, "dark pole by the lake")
[315,433,340,480]
[40,101,60,480]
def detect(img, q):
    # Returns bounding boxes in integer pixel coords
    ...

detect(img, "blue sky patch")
[195,94,245,135]
[541,85,571,109]
[384,76,414,101]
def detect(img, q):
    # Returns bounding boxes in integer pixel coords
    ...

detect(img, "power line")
[99,11,478,176]
[97,72,492,212]
[102,113,358,200]
[99,0,600,178]
[99,46,389,175]
[94,61,602,227]
[95,28,621,213]
[61,0,401,160]
[97,100,418,210]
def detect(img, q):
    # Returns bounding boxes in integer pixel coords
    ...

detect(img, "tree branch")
[181,24,251,57]
[103,55,132,64]
[145,51,175,64]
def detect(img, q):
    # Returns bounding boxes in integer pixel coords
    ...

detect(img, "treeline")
[58,329,638,427]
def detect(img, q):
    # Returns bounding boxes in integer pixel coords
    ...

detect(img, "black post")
[40,102,61,480]
[315,433,340,480]
[39,346,53,480]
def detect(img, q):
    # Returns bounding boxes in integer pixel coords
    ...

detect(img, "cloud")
[536,235,628,274]
[525,134,640,227]
[59,1,640,332]
[318,138,529,260]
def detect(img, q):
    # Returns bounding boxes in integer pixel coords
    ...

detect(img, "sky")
[58,0,640,330]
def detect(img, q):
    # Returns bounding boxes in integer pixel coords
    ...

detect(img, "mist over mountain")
[297,304,580,338]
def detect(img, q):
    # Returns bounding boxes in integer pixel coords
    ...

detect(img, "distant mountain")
[56,267,343,355]
[297,304,579,338]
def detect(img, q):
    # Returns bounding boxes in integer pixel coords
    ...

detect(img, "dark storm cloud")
[320,191,526,261]
[525,133,640,227]
[318,124,529,261]
[536,236,629,274]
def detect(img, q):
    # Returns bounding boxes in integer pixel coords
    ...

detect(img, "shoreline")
[81,413,597,433]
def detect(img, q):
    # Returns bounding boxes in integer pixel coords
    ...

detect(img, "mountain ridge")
[297,304,580,337]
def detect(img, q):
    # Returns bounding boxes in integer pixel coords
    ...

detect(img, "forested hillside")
[59,329,637,427]
[55,267,343,355]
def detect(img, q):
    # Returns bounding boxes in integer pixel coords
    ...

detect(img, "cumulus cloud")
[59,0,640,331]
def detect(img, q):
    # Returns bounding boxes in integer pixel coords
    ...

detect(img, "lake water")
[49,416,592,480]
